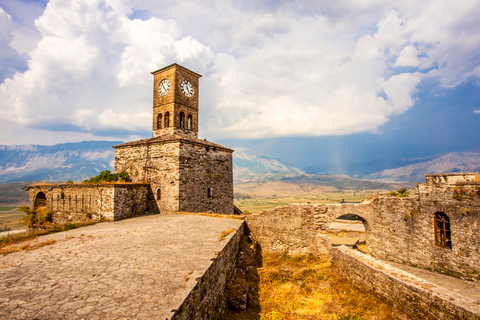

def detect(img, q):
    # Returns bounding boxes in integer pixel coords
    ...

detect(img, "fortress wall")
[332,246,480,320]
[172,221,246,320]
[113,184,149,221]
[365,182,480,281]
[29,184,149,223]
[178,143,234,215]
[249,180,480,280]
[245,205,322,255]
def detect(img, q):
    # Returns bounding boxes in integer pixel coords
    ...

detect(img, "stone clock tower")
[151,63,201,138]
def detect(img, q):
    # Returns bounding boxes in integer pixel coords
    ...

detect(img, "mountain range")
[0,141,479,185]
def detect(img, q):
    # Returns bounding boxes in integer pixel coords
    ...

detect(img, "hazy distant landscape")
[3,140,475,213]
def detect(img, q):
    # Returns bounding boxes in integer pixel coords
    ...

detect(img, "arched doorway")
[328,214,368,253]
[34,192,47,210]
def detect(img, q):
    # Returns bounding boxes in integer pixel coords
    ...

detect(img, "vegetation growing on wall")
[83,170,131,183]
[388,187,409,197]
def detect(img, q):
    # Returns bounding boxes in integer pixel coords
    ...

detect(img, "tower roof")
[150,63,202,78]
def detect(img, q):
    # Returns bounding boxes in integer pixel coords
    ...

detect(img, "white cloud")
[0,0,214,138]
[0,0,479,143]
[474,110,480,114]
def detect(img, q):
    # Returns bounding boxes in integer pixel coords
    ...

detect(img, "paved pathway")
[387,261,480,304]
[0,214,243,319]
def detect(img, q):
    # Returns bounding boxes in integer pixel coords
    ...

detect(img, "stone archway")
[34,192,47,210]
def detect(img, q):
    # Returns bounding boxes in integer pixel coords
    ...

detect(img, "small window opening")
[164,112,170,127]
[207,187,212,198]
[60,192,65,200]
[187,115,192,130]
[180,112,185,129]
[157,113,162,129]
[434,212,452,249]
[157,188,161,200]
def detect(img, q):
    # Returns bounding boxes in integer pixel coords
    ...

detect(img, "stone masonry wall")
[248,175,480,280]
[114,142,181,213]
[245,205,325,255]
[29,184,149,223]
[113,184,149,221]
[172,221,246,320]
[369,181,480,281]
[179,142,234,215]
[332,246,480,320]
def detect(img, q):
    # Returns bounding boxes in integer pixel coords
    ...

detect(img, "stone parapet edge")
[171,221,245,319]
[331,246,480,320]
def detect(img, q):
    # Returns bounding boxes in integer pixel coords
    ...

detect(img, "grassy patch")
[0,206,18,211]
[219,228,236,241]
[235,193,366,213]
[0,206,25,230]
[0,219,105,255]
[258,253,407,320]
[0,240,57,256]
[176,211,244,220]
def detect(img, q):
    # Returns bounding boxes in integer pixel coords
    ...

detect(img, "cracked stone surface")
[0,214,243,319]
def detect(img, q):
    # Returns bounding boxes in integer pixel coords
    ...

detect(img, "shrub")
[83,170,131,183]
[390,187,409,197]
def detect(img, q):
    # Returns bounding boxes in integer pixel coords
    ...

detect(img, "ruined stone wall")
[178,142,234,215]
[249,177,480,280]
[332,246,480,320]
[245,205,325,255]
[29,184,149,223]
[368,181,480,281]
[114,142,181,213]
[172,221,245,320]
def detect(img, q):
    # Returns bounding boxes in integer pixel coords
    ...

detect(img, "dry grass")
[219,227,236,241]
[475,174,480,181]
[176,211,244,220]
[0,239,56,255]
[258,253,407,320]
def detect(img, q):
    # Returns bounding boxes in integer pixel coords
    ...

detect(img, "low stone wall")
[245,205,324,255]
[331,246,480,320]
[172,221,246,319]
[29,183,149,223]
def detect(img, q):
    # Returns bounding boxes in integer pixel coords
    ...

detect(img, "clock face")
[158,79,170,96]
[181,80,194,98]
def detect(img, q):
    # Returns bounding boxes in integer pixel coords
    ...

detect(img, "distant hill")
[305,149,480,183]
[363,150,480,182]
[233,147,305,183]
[0,141,122,183]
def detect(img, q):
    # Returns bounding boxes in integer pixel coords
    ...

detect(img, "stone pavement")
[0,214,243,319]
[387,261,480,304]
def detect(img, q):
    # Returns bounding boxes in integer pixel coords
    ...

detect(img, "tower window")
[180,112,185,129]
[157,113,162,129]
[207,187,212,198]
[187,115,192,130]
[157,188,161,200]
[434,212,452,249]
[164,112,170,127]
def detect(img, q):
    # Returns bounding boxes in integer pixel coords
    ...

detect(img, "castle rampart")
[247,173,480,281]
[28,183,149,222]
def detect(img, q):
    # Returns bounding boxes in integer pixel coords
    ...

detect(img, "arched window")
[34,192,47,209]
[207,187,212,198]
[187,115,192,130]
[180,112,185,129]
[164,112,170,128]
[156,188,161,200]
[157,113,162,129]
[434,212,452,249]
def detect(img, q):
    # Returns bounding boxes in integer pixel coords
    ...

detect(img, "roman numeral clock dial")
[158,79,170,96]
[181,80,194,97]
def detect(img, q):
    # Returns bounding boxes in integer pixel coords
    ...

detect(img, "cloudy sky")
[1,0,480,168]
